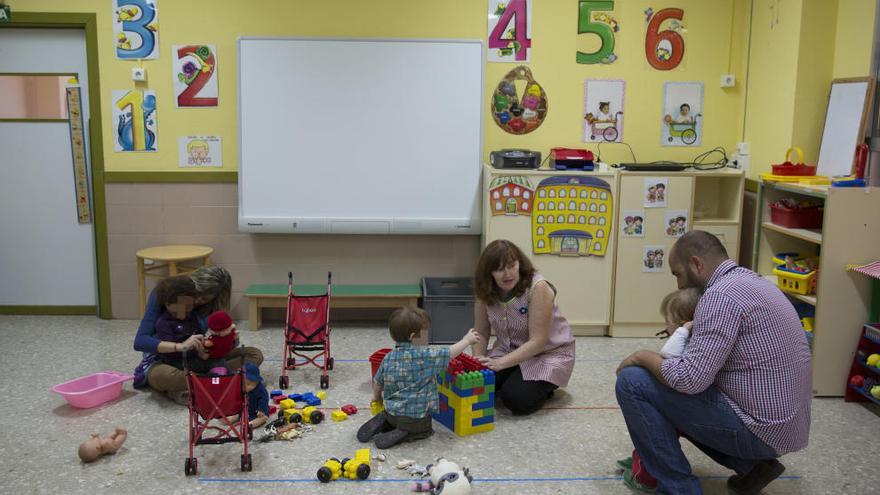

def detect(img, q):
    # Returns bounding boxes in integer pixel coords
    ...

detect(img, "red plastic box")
[769,204,823,229]
[369,348,391,381]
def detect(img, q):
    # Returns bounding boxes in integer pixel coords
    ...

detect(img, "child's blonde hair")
[660,288,700,327]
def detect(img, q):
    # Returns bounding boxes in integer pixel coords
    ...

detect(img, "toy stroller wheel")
[668,136,673,142]
[320,375,329,389]
[682,129,697,144]
[184,458,191,476]
[327,357,335,370]
[317,466,333,483]
[357,464,371,480]
[246,453,253,472]
[279,375,289,389]
[590,134,596,140]
[287,358,296,368]
[603,126,619,141]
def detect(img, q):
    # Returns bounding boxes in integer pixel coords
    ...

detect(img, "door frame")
[0,13,111,318]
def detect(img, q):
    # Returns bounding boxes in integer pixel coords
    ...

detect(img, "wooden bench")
[244,283,421,330]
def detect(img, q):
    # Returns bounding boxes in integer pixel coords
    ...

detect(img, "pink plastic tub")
[51,371,134,408]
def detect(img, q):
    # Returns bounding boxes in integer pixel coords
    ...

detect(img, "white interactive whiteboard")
[238,38,484,234]
[817,78,874,177]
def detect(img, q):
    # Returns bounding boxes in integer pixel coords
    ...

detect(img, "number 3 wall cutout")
[645,8,686,70]
[173,45,219,107]
[114,0,159,60]
[488,0,532,63]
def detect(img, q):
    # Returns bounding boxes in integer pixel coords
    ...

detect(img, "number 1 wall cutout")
[113,89,158,152]
[173,45,218,107]
[114,0,159,60]
[488,0,532,62]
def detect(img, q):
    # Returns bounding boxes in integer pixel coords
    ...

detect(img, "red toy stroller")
[279,272,334,389]
[183,355,252,476]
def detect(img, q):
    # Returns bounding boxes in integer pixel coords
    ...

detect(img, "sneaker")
[623,468,657,493]
[616,457,634,471]
[727,459,785,495]
[374,428,409,449]
[356,412,390,443]
[168,389,190,406]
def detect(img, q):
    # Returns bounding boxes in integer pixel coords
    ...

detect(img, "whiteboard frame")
[816,76,875,177]
[236,36,485,235]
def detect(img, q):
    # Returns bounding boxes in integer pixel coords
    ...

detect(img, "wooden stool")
[136,245,214,316]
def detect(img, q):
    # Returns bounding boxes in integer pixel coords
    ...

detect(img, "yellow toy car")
[317,448,371,483]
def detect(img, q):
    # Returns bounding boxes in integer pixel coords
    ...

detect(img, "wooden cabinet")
[610,169,744,337]
[754,182,880,396]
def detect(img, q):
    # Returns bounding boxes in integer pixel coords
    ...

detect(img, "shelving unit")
[753,182,880,396]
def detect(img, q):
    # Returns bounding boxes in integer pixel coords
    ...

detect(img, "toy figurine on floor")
[204,311,237,359]
[412,458,473,494]
[78,427,128,463]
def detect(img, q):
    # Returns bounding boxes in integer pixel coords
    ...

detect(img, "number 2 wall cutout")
[645,8,686,70]
[577,0,619,65]
[113,89,158,152]
[114,0,159,60]
[488,0,532,62]
[173,45,219,107]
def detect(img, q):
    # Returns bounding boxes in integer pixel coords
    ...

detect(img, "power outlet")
[720,74,736,88]
[131,67,147,82]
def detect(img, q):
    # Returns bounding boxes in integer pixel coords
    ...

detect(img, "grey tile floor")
[1,315,877,494]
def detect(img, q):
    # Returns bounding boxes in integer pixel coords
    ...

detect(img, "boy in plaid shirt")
[357,306,480,449]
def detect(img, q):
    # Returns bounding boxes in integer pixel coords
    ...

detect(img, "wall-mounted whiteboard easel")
[237,37,484,235]
[817,77,875,177]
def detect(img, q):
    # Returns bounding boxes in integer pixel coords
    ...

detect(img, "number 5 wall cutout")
[112,89,158,152]
[488,0,532,63]
[577,0,619,65]
[645,8,686,70]
[173,45,219,107]
[113,0,159,60]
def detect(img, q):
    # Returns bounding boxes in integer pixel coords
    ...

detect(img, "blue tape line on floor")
[199,475,801,484]
[262,358,621,363]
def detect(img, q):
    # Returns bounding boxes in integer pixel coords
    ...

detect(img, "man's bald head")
[669,231,729,290]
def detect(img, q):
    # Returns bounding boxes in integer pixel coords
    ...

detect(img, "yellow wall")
[832,0,876,78]
[16,0,748,172]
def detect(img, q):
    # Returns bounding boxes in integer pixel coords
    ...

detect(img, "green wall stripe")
[104,171,238,183]
[0,306,97,316]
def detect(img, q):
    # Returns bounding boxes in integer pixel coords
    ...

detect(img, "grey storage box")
[421,277,475,343]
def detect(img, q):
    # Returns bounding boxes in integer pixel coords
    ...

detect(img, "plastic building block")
[273,396,286,405]
[331,410,348,422]
[279,398,296,410]
[317,458,342,483]
[283,408,302,423]
[371,400,384,416]
[288,393,303,402]
[341,404,358,415]
[270,390,284,397]
[268,405,278,416]
[317,449,371,483]
[300,392,321,406]
[302,405,324,424]
[432,355,495,436]
[316,391,328,400]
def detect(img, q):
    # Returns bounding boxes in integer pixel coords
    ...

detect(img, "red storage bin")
[769,203,823,229]
[369,348,391,381]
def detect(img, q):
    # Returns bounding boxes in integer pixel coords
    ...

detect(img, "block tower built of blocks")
[433,354,495,436]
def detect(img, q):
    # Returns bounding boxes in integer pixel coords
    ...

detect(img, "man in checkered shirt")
[616,231,812,495]
[357,307,480,449]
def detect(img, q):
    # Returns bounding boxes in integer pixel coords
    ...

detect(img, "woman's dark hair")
[155,276,198,307]
[474,240,535,305]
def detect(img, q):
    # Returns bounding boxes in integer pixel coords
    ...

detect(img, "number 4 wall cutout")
[488,0,532,63]
[173,45,219,107]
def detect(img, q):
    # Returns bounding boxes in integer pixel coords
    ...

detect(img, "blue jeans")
[615,367,778,494]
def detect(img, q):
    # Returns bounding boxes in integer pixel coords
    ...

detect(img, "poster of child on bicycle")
[584,79,625,143]
[662,81,703,146]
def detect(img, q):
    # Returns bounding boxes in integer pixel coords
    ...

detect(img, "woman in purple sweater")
[472,240,576,415]
[132,266,263,403]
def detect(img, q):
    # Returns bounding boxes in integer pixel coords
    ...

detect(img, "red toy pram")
[279,272,334,389]
[183,356,252,476]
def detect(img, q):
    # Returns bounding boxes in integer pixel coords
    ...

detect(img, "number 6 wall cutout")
[487,0,533,63]
[645,8,686,71]
[114,0,159,60]
[173,44,219,107]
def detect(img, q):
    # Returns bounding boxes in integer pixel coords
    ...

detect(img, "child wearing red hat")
[204,311,237,360]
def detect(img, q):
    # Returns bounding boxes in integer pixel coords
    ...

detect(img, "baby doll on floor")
[78,427,128,463]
